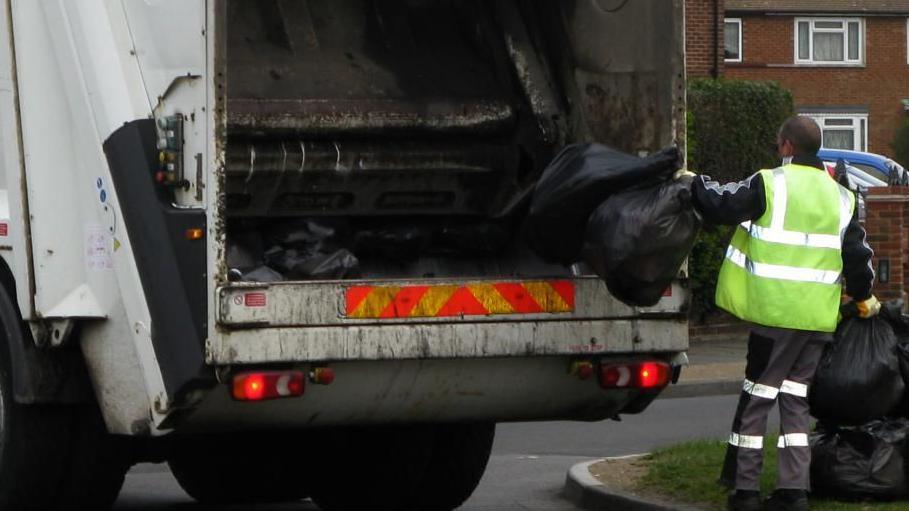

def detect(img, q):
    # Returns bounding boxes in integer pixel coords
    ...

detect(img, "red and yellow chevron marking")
[345,281,575,319]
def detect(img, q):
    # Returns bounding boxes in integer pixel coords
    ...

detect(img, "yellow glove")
[856,295,881,319]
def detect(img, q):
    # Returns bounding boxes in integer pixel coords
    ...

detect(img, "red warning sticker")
[0,223,9,237]
[244,292,267,307]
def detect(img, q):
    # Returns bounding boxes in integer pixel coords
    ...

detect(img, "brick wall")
[724,15,909,157]
[686,0,725,78]
[864,187,909,302]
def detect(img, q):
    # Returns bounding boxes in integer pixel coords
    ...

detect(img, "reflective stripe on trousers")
[720,327,825,491]
[777,433,809,448]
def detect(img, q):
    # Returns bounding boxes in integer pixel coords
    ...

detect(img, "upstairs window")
[803,113,868,152]
[725,18,742,62]
[795,18,863,65]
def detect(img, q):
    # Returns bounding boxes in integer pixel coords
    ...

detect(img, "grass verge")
[638,435,909,511]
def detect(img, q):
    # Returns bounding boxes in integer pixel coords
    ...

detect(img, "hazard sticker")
[346,280,575,319]
[244,292,267,307]
[0,223,8,237]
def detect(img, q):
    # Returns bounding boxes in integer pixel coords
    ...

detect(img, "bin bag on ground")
[580,176,700,307]
[876,301,909,418]
[810,419,909,500]
[809,314,905,425]
[526,143,680,265]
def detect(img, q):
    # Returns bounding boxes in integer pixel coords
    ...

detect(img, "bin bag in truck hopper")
[581,175,701,307]
[810,311,905,425]
[230,219,361,281]
[810,419,909,500]
[526,143,681,265]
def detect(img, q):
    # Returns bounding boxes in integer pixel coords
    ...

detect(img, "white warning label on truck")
[86,225,113,271]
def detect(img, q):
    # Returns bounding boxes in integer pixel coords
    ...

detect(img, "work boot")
[728,490,763,511]
[766,489,809,511]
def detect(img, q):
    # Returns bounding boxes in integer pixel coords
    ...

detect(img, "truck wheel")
[51,404,132,510]
[0,288,72,511]
[307,425,436,511]
[415,422,496,511]
[168,433,310,504]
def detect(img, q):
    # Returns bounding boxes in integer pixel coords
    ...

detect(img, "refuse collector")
[684,116,877,511]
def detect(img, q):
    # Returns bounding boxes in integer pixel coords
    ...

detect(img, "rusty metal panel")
[546,0,686,154]
[227,98,516,136]
[207,317,687,364]
[217,277,687,327]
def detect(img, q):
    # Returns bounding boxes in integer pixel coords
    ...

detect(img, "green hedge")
[687,79,794,320]
[891,118,909,170]
[688,79,794,182]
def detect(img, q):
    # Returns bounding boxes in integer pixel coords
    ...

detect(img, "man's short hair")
[779,116,822,156]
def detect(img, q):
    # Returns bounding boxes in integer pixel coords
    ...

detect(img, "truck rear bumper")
[178,355,680,431]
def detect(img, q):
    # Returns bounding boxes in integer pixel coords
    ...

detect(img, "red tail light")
[232,371,305,401]
[599,361,670,390]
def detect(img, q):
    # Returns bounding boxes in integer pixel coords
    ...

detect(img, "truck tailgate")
[210,277,688,364]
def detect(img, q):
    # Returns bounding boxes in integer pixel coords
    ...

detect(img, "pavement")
[660,335,747,399]
[566,334,748,511]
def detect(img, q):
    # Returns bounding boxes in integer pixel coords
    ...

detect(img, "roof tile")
[726,0,909,14]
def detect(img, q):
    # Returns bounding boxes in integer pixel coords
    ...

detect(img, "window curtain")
[725,23,740,59]
[813,32,844,61]
[823,130,854,150]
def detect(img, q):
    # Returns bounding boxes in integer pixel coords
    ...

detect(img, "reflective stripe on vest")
[738,169,854,249]
[739,221,841,249]
[715,164,855,332]
[725,246,841,284]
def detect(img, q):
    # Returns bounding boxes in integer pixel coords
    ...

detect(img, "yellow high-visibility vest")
[715,164,856,332]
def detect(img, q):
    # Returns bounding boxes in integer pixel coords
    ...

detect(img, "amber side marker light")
[185,228,205,241]
[599,361,670,389]
[232,371,305,401]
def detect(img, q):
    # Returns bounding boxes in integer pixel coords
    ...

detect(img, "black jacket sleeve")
[841,203,875,301]
[690,173,767,225]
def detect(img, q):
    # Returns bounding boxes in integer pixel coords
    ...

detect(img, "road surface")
[114,394,759,510]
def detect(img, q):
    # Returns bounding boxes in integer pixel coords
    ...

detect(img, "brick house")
[687,0,909,158]
[684,1,909,309]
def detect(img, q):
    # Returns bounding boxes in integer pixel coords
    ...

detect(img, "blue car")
[817,148,909,186]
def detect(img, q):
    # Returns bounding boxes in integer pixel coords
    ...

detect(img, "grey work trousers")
[719,326,827,491]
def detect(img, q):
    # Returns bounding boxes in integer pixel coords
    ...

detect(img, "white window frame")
[801,113,868,152]
[794,17,864,66]
[724,18,743,63]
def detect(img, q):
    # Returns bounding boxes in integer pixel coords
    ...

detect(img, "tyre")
[52,404,132,510]
[414,422,496,511]
[307,425,436,511]
[168,432,311,504]
[0,288,71,511]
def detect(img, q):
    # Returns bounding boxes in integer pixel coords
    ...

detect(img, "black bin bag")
[581,177,701,307]
[811,419,909,500]
[526,144,680,265]
[810,314,905,425]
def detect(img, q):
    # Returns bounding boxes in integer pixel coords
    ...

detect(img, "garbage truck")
[0,1,688,509]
